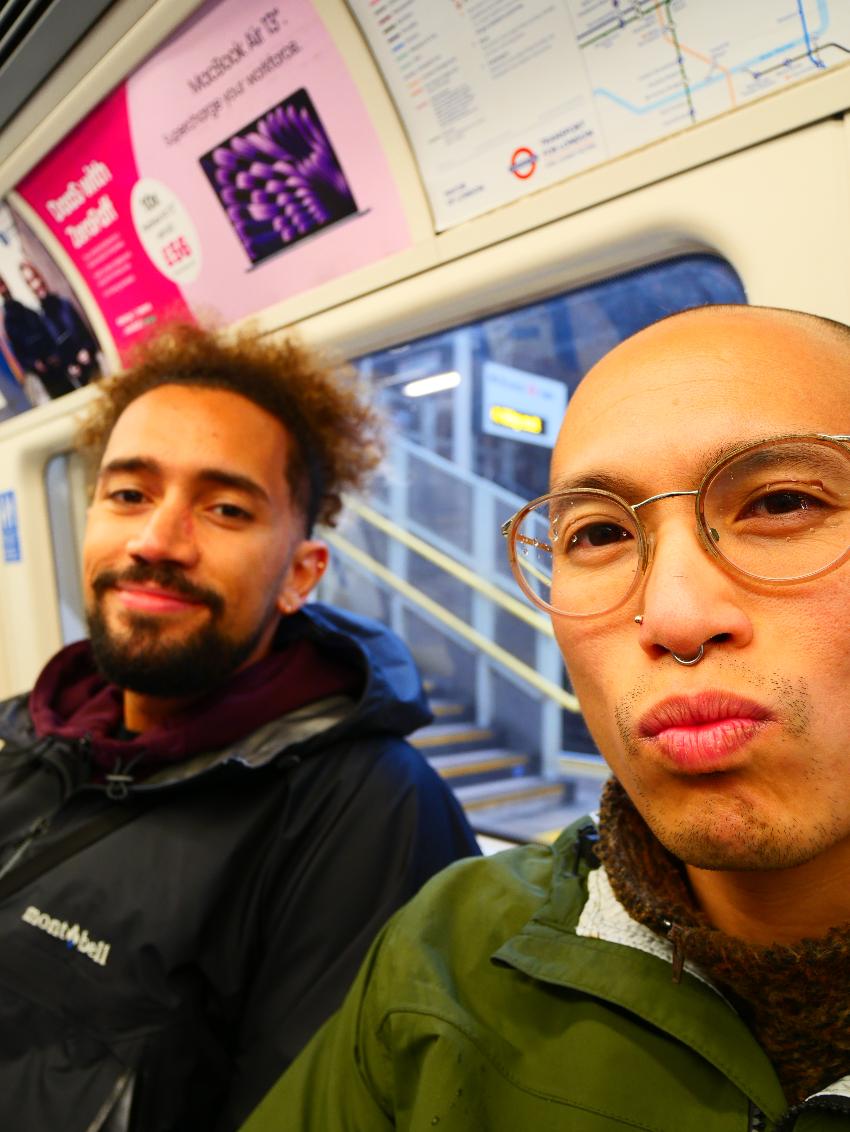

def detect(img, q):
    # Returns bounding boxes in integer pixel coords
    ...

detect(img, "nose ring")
[670,644,705,667]
[635,615,706,665]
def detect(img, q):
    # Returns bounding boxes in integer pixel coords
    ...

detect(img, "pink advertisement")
[15,0,412,360]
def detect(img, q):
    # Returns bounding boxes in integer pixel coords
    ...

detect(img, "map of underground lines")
[351,0,850,228]
[575,0,850,148]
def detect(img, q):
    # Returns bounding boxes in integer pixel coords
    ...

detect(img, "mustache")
[92,563,225,615]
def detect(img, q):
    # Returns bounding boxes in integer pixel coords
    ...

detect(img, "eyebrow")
[549,441,756,502]
[98,457,272,506]
[549,470,646,499]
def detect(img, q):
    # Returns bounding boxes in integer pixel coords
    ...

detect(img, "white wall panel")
[0,387,95,696]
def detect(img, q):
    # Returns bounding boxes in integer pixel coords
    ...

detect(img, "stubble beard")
[638,791,821,871]
[608,661,828,872]
[87,564,280,697]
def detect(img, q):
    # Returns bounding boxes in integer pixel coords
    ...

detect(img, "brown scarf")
[596,778,850,1105]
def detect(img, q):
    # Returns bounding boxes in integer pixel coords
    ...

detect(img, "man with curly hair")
[0,323,478,1132]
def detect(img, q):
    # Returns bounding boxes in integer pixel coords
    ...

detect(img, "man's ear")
[276,540,329,614]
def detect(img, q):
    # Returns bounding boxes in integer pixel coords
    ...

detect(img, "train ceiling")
[0,0,119,133]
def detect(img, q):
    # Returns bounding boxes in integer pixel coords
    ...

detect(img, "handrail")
[325,528,580,713]
[345,498,554,637]
[391,433,530,513]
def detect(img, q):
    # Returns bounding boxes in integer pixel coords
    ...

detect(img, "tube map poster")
[350,0,850,229]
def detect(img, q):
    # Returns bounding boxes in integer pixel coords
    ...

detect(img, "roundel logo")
[509,146,538,180]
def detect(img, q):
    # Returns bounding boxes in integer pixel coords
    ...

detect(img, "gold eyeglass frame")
[501,433,850,619]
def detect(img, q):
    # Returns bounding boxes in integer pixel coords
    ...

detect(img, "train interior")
[0,0,849,851]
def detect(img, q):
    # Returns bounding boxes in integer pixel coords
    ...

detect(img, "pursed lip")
[636,691,774,772]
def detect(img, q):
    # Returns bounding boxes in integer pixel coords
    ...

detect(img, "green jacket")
[244,820,850,1132]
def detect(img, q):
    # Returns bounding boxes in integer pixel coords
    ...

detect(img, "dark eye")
[213,503,252,521]
[108,489,145,505]
[749,489,826,516]
[568,522,632,550]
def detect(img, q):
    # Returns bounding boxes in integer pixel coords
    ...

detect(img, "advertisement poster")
[0,202,105,413]
[0,351,32,421]
[350,0,850,229]
[16,0,412,361]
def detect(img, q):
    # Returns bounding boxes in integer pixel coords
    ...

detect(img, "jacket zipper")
[0,815,52,882]
[84,1069,133,1132]
[748,1100,768,1131]
[0,735,93,884]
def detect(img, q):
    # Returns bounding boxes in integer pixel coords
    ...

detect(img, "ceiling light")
[401,371,461,398]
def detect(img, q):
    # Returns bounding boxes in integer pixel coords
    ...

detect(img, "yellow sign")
[489,404,544,435]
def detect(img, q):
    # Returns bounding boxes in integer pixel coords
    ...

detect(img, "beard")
[87,562,278,697]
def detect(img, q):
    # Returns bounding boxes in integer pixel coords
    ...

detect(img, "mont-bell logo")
[21,905,111,966]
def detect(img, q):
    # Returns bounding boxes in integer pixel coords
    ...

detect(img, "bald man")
[244,306,850,1132]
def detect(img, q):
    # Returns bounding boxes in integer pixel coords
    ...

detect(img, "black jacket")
[2,297,54,371]
[0,604,479,1131]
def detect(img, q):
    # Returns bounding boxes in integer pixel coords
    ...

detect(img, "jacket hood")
[10,603,431,782]
[288,603,432,741]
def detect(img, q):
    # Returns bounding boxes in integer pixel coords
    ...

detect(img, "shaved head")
[559,305,850,484]
[639,303,850,344]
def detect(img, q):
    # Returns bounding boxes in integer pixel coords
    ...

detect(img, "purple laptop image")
[200,87,358,265]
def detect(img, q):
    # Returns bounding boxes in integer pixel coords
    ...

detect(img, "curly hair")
[77,322,385,531]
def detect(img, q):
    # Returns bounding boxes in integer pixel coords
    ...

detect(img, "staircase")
[412,680,605,849]
[318,436,610,849]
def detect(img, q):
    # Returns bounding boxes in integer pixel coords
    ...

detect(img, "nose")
[635,516,753,661]
[125,499,200,568]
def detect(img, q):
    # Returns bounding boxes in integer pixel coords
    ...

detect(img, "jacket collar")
[140,694,356,785]
[29,630,358,778]
[491,819,788,1123]
[7,603,431,791]
[576,865,717,989]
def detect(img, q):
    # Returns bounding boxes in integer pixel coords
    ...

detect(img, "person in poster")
[21,261,100,387]
[0,346,31,420]
[0,273,74,402]
[0,200,107,409]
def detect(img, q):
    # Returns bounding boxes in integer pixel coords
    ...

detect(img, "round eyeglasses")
[502,434,850,618]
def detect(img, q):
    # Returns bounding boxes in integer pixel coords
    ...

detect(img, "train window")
[368,254,745,502]
[45,451,88,644]
[326,254,746,785]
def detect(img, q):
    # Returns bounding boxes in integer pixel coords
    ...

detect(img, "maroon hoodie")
[28,636,360,782]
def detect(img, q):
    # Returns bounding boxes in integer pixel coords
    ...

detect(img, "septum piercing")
[670,644,705,666]
[634,614,704,665]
